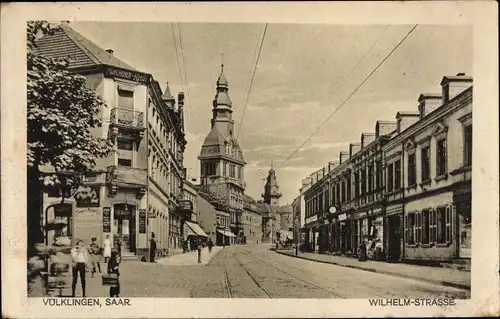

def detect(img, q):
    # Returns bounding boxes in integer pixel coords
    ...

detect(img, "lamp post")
[294,217,300,256]
[327,206,337,254]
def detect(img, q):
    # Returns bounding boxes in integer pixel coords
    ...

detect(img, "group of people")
[69,235,121,297]
[358,236,383,262]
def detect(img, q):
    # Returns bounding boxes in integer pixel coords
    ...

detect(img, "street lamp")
[294,216,300,256]
[327,206,337,254]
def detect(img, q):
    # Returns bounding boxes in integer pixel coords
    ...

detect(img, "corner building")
[198,65,246,245]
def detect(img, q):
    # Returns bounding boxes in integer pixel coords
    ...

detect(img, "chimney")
[361,133,376,149]
[418,93,442,118]
[339,151,350,164]
[349,143,361,157]
[440,73,473,104]
[396,111,420,134]
[105,49,114,55]
[375,121,397,138]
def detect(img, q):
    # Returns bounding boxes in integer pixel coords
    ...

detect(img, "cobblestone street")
[38,244,470,298]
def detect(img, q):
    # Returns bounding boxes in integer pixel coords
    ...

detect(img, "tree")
[27,21,114,253]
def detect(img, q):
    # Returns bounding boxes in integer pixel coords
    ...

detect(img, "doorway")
[387,214,401,262]
[113,203,136,254]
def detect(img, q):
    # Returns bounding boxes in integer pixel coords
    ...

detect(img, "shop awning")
[185,221,208,237]
[217,229,237,237]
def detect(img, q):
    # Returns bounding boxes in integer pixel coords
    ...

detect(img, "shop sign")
[75,186,100,207]
[138,209,147,234]
[147,208,156,219]
[305,215,317,224]
[102,207,111,233]
[338,213,347,221]
[105,66,150,84]
[73,207,102,244]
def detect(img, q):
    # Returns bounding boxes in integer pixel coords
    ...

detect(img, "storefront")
[453,182,471,259]
[184,220,209,250]
[216,228,237,246]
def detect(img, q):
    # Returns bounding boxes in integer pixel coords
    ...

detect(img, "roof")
[256,202,274,213]
[35,23,135,71]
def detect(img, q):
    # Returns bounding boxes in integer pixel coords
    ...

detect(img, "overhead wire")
[236,23,268,140]
[276,24,419,171]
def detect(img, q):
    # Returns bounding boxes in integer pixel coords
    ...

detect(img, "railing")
[110,108,144,129]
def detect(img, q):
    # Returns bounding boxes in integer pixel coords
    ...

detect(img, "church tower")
[198,64,246,242]
[262,166,282,206]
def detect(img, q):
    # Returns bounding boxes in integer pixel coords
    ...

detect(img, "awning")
[185,221,208,237]
[217,229,237,237]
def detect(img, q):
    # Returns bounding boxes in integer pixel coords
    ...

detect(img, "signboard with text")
[73,207,102,245]
[139,209,147,234]
[102,207,111,233]
[105,66,150,84]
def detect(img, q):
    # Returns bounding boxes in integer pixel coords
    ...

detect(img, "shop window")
[394,160,401,190]
[387,163,394,192]
[436,139,447,176]
[421,146,430,182]
[407,153,417,186]
[421,209,430,244]
[436,206,452,244]
[404,212,416,245]
[464,124,472,166]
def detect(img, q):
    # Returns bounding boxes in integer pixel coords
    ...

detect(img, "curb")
[276,251,470,290]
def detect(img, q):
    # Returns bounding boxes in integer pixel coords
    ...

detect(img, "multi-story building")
[383,74,472,262]
[300,73,472,264]
[198,64,245,244]
[37,23,186,261]
[243,195,263,244]
[180,180,208,249]
[278,205,294,241]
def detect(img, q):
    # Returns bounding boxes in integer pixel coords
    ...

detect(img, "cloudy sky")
[70,22,472,204]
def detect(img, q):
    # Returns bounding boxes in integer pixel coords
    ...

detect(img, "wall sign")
[73,207,102,245]
[75,186,100,207]
[102,207,111,233]
[105,66,150,84]
[138,209,147,234]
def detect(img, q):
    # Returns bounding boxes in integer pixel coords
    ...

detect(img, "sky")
[70,22,472,204]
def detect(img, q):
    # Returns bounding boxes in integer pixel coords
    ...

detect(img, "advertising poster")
[73,207,102,245]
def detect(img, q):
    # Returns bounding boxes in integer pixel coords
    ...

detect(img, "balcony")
[106,165,148,199]
[109,108,145,140]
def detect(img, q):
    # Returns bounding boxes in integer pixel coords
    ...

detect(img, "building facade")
[37,23,187,261]
[278,205,294,241]
[198,65,245,244]
[300,73,472,263]
[243,195,263,244]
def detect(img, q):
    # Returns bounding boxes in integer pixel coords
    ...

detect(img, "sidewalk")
[276,249,470,290]
[156,246,223,266]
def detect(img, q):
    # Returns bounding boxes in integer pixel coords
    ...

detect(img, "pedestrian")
[70,239,89,297]
[207,238,214,254]
[150,232,157,263]
[107,250,121,298]
[358,236,368,262]
[103,235,112,263]
[196,239,203,264]
[89,237,102,277]
[187,239,191,252]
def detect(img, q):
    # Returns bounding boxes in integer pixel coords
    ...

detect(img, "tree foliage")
[27,21,114,194]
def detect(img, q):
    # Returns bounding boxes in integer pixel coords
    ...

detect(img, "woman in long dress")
[103,235,112,263]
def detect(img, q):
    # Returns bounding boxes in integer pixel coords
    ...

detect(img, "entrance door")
[113,204,136,254]
[388,215,401,261]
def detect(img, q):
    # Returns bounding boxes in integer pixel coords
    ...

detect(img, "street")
[54,244,470,298]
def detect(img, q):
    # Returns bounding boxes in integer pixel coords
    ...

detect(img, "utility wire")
[177,23,196,135]
[276,24,419,170]
[236,23,268,139]
[170,22,185,89]
[286,24,392,149]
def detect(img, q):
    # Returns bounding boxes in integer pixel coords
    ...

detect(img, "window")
[117,139,134,151]
[360,168,366,196]
[464,125,472,166]
[223,162,227,176]
[118,88,134,109]
[421,146,430,182]
[421,209,430,244]
[229,164,235,178]
[408,153,416,186]
[118,158,132,166]
[405,212,416,245]
[387,163,394,192]
[394,160,401,190]
[368,163,374,192]
[354,172,360,198]
[436,206,452,244]
[376,160,383,190]
[205,162,216,176]
[436,139,447,176]
[415,211,421,244]
[341,180,346,203]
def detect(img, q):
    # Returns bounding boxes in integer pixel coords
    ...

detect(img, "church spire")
[162,81,176,109]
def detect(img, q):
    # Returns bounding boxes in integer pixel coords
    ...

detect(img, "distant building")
[277,205,293,242]
[243,195,263,244]
[260,167,281,243]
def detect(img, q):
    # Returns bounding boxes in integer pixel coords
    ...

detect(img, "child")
[107,250,121,297]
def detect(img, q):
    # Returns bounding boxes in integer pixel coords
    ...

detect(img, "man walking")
[150,232,157,263]
[196,239,203,264]
[207,238,214,254]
